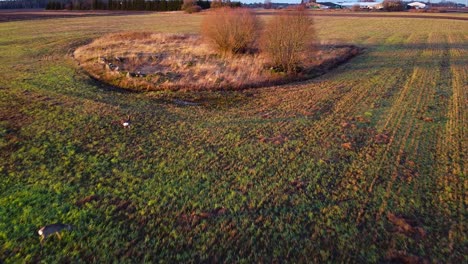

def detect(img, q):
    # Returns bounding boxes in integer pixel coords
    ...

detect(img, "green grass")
[0,12,466,262]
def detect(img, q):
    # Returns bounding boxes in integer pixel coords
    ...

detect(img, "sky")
[242,0,467,4]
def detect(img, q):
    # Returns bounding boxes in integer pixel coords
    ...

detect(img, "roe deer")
[122,115,131,128]
[38,223,72,245]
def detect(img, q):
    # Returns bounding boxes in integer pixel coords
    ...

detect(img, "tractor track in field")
[433,33,467,255]
[368,33,448,223]
[328,33,429,224]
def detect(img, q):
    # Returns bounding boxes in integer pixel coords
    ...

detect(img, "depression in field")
[0,0,466,262]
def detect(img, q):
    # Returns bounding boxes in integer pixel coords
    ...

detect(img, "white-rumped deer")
[38,223,72,245]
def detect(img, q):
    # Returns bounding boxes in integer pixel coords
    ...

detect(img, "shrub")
[261,9,315,73]
[351,4,361,11]
[182,0,194,10]
[209,0,241,8]
[383,0,405,11]
[182,0,202,13]
[210,0,223,8]
[185,5,202,13]
[201,8,260,56]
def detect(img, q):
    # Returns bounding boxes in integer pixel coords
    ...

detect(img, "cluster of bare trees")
[202,7,315,73]
[382,0,405,11]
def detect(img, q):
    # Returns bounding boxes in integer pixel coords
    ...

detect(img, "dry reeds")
[74,30,358,91]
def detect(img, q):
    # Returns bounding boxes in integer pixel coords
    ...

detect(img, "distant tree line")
[0,0,241,10]
[0,0,49,9]
[210,0,241,8]
[107,0,183,11]
[44,0,241,11]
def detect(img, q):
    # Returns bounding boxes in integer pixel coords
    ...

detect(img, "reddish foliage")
[342,142,353,150]
[259,135,288,145]
[290,180,307,191]
[178,207,229,228]
[387,212,426,238]
[375,133,390,144]
[75,195,100,206]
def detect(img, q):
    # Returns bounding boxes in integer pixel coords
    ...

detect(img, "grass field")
[0,11,466,262]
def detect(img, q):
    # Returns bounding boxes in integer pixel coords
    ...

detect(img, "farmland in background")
[0,11,466,262]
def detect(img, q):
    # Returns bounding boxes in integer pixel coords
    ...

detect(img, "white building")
[407,2,427,9]
[339,2,384,9]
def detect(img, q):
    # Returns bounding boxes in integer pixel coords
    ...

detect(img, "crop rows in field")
[433,32,467,258]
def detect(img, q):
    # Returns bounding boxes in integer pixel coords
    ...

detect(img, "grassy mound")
[74,32,360,91]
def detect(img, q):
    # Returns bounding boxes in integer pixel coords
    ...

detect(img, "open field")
[1,9,467,23]
[0,11,466,262]
[267,10,468,20]
[0,9,155,22]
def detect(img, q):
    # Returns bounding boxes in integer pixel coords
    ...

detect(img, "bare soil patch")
[74,32,360,91]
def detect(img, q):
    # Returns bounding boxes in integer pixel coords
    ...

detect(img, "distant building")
[407,2,427,9]
[369,2,384,9]
[307,1,343,9]
[339,2,384,9]
[307,2,329,9]
[317,2,343,9]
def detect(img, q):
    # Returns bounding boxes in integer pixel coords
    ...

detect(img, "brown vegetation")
[74,32,360,91]
[182,0,202,13]
[201,7,261,57]
[351,4,362,11]
[75,32,263,90]
[185,5,202,13]
[261,9,315,73]
[75,195,100,206]
[387,212,427,238]
[383,0,405,11]
[210,0,223,8]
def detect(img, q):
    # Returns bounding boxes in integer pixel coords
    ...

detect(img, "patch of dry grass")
[74,32,360,91]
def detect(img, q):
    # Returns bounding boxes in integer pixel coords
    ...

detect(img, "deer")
[38,223,72,246]
[110,115,132,128]
[121,115,131,128]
